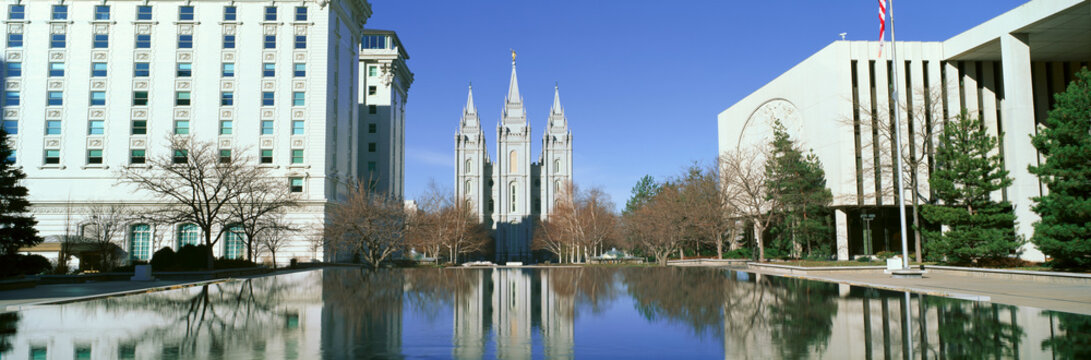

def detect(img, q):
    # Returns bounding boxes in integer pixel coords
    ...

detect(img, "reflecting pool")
[1,267,1089,359]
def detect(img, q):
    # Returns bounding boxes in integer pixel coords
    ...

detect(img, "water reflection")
[0,267,1088,359]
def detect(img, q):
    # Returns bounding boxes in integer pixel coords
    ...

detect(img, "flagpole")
[887,0,912,271]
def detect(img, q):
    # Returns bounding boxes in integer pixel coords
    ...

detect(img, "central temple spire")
[506,50,521,104]
[464,83,476,115]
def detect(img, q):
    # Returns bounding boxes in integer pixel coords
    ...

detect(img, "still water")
[0,267,1088,359]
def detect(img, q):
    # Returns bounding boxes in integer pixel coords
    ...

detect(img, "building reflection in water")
[1,267,1089,359]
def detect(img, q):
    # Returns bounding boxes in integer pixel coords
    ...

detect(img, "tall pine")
[0,129,40,256]
[764,120,834,258]
[1029,69,1091,269]
[922,111,1022,264]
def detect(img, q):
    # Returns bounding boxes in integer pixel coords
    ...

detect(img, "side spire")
[464,83,476,114]
[551,83,563,115]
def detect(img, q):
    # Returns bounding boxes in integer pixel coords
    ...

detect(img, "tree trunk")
[755,223,765,262]
[716,233,723,259]
[911,175,923,263]
[205,231,215,270]
[270,250,277,268]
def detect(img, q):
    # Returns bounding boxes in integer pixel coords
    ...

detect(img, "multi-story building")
[2,0,373,264]
[358,29,412,199]
[717,0,1090,261]
[454,57,573,262]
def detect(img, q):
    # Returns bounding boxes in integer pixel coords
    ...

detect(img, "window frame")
[88,120,105,135]
[260,149,273,164]
[91,63,108,77]
[8,4,25,20]
[44,149,61,164]
[178,34,193,49]
[87,149,104,164]
[174,120,190,135]
[47,91,63,106]
[136,5,153,21]
[179,6,195,21]
[175,91,191,106]
[133,91,149,106]
[131,120,147,135]
[45,120,62,135]
[94,5,111,21]
[52,5,68,20]
[130,149,147,164]
[264,35,277,49]
[294,6,308,21]
[135,34,151,48]
[260,120,274,135]
[264,6,277,21]
[93,34,109,48]
[219,120,233,135]
[134,63,151,77]
[222,63,235,77]
[50,34,66,48]
[223,35,236,49]
[89,91,106,106]
[223,6,237,21]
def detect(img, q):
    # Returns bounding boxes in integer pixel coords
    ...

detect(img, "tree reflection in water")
[0,312,16,353]
[929,297,1024,359]
[321,268,405,359]
[1041,311,1091,360]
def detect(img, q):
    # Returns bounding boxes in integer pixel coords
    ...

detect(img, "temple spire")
[464,83,476,114]
[506,51,521,103]
[551,83,563,115]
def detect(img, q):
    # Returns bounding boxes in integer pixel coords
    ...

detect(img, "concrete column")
[1000,33,1045,262]
[836,209,850,260]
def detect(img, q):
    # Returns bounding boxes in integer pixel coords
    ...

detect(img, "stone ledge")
[924,265,1091,285]
[747,262,896,275]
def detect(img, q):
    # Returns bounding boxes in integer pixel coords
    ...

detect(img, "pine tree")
[0,129,41,256]
[624,175,660,215]
[922,111,1022,264]
[1028,69,1091,269]
[764,121,834,258]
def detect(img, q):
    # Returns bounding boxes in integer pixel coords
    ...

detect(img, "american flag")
[878,0,887,56]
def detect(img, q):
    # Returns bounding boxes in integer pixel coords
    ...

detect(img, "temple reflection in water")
[1,268,1088,359]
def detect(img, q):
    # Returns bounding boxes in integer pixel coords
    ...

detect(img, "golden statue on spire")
[511,49,517,64]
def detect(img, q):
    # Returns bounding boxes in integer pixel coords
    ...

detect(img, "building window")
[264,35,276,49]
[362,35,385,49]
[175,92,190,106]
[179,6,194,21]
[178,35,193,49]
[224,225,244,259]
[93,34,109,48]
[289,177,303,192]
[90,92,106,106]
[260,120,274,135]
[368,123,376,133]
[87,150,103,164]
[174,120,189,134]
[49,63,64,77]
[95,5,110,20]
[221,92,233,106]
[177,224,199,248]
[44,150,60,164]
[47,91,63,106]
[368,142,376,152]
[292,92,305,106]
[260,149,273,164]
[293,63,305,77]
[264,6,277,21]
[130,224,152,261]
[367,161,376,171]
[3,91,18,106]
[368,105,377,114]
[135,34,151,48]
[134,63,150,77]
[133,91,149,106]
[368,66,377,77]
[50,34,66,48]
[295,7,307,21]
[222,63,235,77]
[220,120,232,135]
[223,35,235,49]
[52,5,68,20]
[1,120,15,135]
[223,6,237,21]
[172,149,188,164]
[263,63,275,77]
[91,63,107,77]
[511,184,517,212]
[137,5,153,21]
[130,149,146,164]
[8,5,24,20]
[368,86,377,95]
[219,149,231,163]
[88,120,104,135]
[5,62,20,77]
[45,120,61,135]
[291,120,304,135]
[291,149,303,164]
[131,120,147,135]
[509,150,518,173]
[262,92,274,106]
[294,35,306,49]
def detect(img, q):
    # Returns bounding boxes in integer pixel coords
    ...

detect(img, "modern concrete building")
[359,29,412,199]
[717,0,1090,261]
[2,0,373,265]
[454,57,574,262]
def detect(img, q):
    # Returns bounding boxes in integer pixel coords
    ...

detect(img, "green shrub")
[214,258,257,269]
[804,246,833,261]
[0,254,52,277]
[856,256,873,263]
[724,248,752,259]
[150,247,176,271]
[174,245,209,270]
[764,247,789,260]
[875,251,897,260]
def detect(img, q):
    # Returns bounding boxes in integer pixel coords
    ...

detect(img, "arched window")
[510,183,517,212]
[130,224,151,261]
[509,150,518,173]
[554,180,561,193]
[224,225,245,260]
[177,224,200,249]
[464,180,472,195]
[464,159,471,174]
[553,159,560,172]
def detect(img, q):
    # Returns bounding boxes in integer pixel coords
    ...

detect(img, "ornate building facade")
[454,58,573,262]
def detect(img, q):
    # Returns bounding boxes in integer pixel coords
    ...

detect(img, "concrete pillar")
[836,209,850,260]
[1000,33,1045,262]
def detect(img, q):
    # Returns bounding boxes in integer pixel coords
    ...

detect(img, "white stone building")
[454,58,573,262]
[717,0,1090,261]
[2,0,373,265]
[359,29,412,199]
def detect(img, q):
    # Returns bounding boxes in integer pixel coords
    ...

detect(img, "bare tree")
[227,176,299,262]
[720,148,778,262]
[118,136,266,269]
[305,227,326,263]
[622,184,686,266]
[407,181,489,264]
[257,215,299,268]
[326,180,408,269]
[81,203,134,271]
[534,183,619,263]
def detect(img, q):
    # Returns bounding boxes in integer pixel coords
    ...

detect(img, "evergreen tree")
[1028,69,1091,269]
[922,111,1022,264]
[624,175,660,215]
[0,129,40,256]
[764,121,834,257]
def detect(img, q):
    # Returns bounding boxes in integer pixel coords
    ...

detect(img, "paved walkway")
[743,267,1091,316]
[0,279,207,312]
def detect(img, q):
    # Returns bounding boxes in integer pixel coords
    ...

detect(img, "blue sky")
[365,0,1029,208]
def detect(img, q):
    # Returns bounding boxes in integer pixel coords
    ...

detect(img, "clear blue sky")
[365,0,1028,208]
